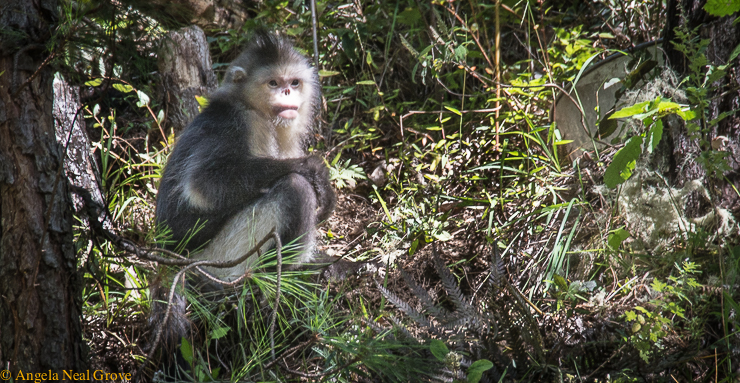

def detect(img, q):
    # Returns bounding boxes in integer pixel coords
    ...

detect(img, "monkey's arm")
[187,153,330,212]
[290,155,336,219]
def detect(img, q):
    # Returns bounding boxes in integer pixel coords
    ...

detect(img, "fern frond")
[489,245,507,288]
[433,253,474,319]
[388,315,422,341]
[401,269,451,320]
[375,280,431,328]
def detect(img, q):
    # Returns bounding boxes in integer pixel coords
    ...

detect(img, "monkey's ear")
[228,66,247,83]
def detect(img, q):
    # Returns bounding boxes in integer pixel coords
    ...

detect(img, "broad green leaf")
[676,108,697,121]
[85,78,103,87]
[430,339,449,361]
[398,7,421,26]
[467,359,493,383]
[454,44,468,61]
[433,231,453,241]
[180,337,194,363]
[553,274,568,291]
[730,43,740,62]
[604,135,643,188]
[610,100,651,119]
[704,0,740,16]
[136,90,150,107]
[596,109,618,138]
[607,228,631,249]
[646,119,663,153]
[210,326,229,339]
[112,83,134,93]
[656,100,681,113]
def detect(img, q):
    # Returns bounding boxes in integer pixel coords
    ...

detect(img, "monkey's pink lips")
[274,105,299,119]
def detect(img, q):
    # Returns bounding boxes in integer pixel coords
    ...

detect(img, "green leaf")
[610,100,651,119]
[704,0,740,16]
[454,44,468,61]
[398,7,421,26]
[730,43,740,62]
[646,119,663,153]
[136,90,150,107]
[604,135,643,188]
[634,306,650,314]
[625,310,637,321]
[409,238,420,256]
[444,106,462,116]
[210,326,229,339]
[596,109,618,138]
[195,95,209,108]
[98,56,106,78]
[467,359,493,383]
[318,69,340,77]
[433,231,453,241]
[85,78,103,87]
[356,80,376,85]
[430,339,449,361]
[655,100,681,114]
[607,228,631,249]
[553,274,569,291]
[651,279,667,292]
[180,337,194,363]
[676,108,697,121]
[112,83,134,93]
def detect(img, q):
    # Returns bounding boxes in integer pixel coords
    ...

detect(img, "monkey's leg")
[196,173,319,280]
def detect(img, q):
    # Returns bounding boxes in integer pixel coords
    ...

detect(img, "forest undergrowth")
[47,0,740,382]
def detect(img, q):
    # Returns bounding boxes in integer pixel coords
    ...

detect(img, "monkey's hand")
[299,155,336,221]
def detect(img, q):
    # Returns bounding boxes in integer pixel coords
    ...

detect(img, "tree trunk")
[0,0,86,375]
[158,25,218,134]
[662,0,740,217]
[126,0,250,31]
[661,1,740,378]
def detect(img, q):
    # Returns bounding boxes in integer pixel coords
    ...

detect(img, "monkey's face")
[243,63,316,124]
[266,76,302,120]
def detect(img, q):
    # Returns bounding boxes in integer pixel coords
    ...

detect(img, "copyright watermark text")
[1,369,131,382]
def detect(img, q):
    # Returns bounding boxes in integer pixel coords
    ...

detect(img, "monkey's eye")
[268,80,278,87]
[291,79,300,87]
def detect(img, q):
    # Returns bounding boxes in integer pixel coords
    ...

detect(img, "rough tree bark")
[662,0,740,217]
[0,0,86,374]
[127,0,249,31]
[158,25,218,134]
